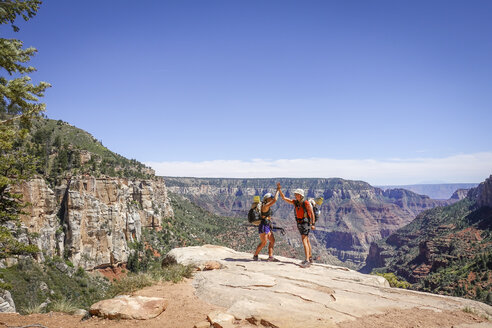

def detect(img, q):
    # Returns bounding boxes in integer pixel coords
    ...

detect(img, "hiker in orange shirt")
[277,182,315,268]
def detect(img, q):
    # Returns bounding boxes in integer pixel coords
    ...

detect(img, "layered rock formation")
[469,175,492,208]
[164,177,449,268]
[16,175,173,270]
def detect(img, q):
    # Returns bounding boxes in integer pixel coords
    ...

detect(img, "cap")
[263,193,273,200]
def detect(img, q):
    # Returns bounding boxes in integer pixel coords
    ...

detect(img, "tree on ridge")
[0,0,50,260]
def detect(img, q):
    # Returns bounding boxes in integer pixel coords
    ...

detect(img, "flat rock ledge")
[90,295,168,320]
[166,245,492,328]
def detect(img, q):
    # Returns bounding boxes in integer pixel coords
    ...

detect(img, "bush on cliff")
[373,272,411,289]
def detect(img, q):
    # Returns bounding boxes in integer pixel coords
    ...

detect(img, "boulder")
[90,295,168,320]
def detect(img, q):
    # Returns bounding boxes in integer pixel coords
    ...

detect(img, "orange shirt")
[294,200,312,219]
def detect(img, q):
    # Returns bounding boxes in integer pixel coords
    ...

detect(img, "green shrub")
[373,272,411,289]
[21,303,45,315]
[50,298,78,314]
[106,273,154,298]
[158,263,194,283]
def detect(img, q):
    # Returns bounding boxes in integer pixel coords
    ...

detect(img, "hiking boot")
[267,256,278,262]
[253,255,259,261]
[300,260,311,268]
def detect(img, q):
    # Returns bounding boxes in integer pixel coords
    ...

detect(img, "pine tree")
[0,0,50,259]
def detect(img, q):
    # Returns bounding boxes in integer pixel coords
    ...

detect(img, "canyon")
[164,177,456,268]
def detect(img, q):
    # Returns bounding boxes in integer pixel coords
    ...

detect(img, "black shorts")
[296,219,310,236]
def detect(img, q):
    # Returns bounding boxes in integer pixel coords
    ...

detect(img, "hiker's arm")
[265,190,279,207]
[277,183,294,205]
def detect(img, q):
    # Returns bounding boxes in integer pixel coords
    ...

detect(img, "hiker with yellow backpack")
[252,189,279,261]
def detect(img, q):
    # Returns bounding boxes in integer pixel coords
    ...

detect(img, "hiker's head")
[263,193,273,202]
[293,189,305,200]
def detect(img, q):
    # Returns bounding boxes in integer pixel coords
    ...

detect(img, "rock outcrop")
[469,175,492,208]
[0,290,16,313]
[450,188,470,201]
[164,245,492,328]
[16,175,173,269]
[164,177,449,268]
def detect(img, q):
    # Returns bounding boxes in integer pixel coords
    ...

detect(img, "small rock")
[39,282,49,292]
[39,302,48,311]
[260,318,280,328]
[203,261,222,271]
[246,316,262,325]
[73,308,88,316]
[161,254,178,267]
[207,310,235,328]
[194,320,211,328]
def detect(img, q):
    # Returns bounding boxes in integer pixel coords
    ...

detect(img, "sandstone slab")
[89,295,168,320]
[166,245,492,328]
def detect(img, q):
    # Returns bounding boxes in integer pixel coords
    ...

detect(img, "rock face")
[164,177,449,268]
[470,175,492,208]
[450,188,470,201]
[16,175,173,269]
[0,290,16,313]
[90,295,168,320]
[165,245,492,328]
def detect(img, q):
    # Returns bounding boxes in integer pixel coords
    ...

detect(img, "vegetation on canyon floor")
[369,197,492,305]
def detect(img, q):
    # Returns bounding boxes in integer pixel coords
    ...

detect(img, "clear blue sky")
[5,0,492,184]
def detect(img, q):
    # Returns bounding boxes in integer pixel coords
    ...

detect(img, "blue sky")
[5,0,492,184]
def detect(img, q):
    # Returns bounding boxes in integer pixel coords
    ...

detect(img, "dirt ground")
[0,279,489,328]
[0,279,223,328]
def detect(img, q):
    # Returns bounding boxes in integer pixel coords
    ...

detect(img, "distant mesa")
[377,183,478,200]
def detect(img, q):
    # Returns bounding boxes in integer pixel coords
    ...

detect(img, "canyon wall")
[16,175,173,270]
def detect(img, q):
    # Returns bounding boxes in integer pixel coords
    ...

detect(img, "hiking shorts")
[296,219,310,236]
[258,220,272,234]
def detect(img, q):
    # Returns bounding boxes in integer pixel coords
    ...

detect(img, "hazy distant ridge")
[377,183,478,200]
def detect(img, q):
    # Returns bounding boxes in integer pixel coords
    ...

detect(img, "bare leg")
[301,235,310,260]
[307,236,312,259]
[254,233,268,256]
[267,232,275,257]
